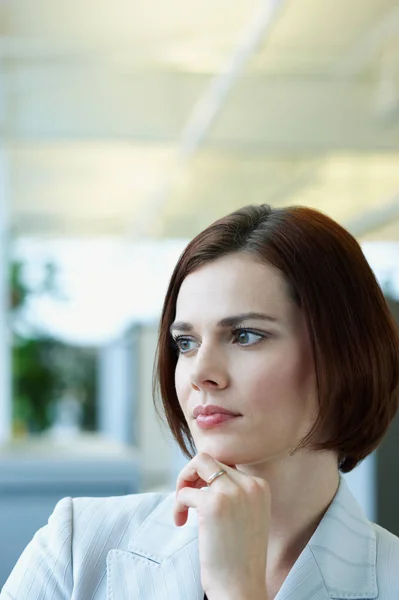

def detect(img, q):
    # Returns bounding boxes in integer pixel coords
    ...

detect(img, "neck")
[237,450,340,581]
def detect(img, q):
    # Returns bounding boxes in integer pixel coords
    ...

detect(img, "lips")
[193,404,241,419]
[193,406,242,430]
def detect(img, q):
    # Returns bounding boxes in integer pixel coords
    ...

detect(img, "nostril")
[205,379,219,387]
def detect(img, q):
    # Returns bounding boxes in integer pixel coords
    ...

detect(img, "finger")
[175,453,224,494]
[173,487,207,527]
[176,454,250,496]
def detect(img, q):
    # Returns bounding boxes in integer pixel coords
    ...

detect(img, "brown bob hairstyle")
[154,204,399,473]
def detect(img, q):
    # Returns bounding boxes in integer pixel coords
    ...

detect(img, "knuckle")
[245,479,260,495]
[257,478,271,500]
[176,488,185,502]
[254,477,268,491]
[196,451,209,461]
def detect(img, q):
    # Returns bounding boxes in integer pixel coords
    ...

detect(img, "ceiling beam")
[5,71,399,151]
[132,0,286,237]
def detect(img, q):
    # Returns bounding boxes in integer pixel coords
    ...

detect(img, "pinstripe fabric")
[1,476,399,599]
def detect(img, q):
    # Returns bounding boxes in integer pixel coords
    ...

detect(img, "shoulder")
[68,491,174,549]
[1,491,174,598]
[371,521,399,591]
[48,491,172,531]
[71,490,172,524]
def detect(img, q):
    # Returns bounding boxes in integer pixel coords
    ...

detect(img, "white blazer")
[1,475,399,599]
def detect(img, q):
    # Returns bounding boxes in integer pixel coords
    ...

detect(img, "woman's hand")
[174,452,271,600]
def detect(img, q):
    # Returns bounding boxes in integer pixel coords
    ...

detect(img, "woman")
[2,204,399,599]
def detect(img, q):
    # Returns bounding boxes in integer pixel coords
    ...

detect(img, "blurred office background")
[0,0,399,585]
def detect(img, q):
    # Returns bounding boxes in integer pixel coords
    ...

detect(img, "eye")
[172,336,199,354]
[233,328,265,346]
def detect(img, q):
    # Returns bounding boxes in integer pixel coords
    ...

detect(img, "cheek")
[174,359,189,408]
[242,344,316,411]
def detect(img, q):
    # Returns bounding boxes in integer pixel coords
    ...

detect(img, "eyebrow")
[169,312,278,334]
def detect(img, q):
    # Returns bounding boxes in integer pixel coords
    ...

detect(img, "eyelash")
[232,327,266,345]
[171,327,268,355]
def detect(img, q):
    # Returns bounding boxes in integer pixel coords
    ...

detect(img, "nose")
[189,342,229,392]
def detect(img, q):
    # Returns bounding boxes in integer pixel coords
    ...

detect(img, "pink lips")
[193,405,242,429]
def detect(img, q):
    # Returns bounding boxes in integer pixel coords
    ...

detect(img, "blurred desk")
[0,433,140,587]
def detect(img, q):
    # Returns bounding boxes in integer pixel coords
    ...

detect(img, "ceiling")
[0,0,399,240]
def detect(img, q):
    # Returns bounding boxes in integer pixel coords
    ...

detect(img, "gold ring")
[206,469,227,487]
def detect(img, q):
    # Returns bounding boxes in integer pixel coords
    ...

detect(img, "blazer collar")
[309,475,377,599]
[277,476,377,600]
[109,476,377,600]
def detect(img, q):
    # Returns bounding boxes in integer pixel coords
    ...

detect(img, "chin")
[196,439,252,466]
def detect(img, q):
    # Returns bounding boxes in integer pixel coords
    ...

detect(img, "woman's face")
[171,252,319,468]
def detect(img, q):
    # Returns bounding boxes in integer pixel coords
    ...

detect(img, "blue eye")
[173,336,198,354]
[233,329,264,346]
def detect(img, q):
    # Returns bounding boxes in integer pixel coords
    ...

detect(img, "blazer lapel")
[276,476,378,600]
[106,494,203,600]
[106,477,377,600]
[275,545,329,600]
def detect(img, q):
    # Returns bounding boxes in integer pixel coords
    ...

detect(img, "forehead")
[175,253,292,320]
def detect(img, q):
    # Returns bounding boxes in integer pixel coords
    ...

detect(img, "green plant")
[10,257,96,435]
[12,336,62,432]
